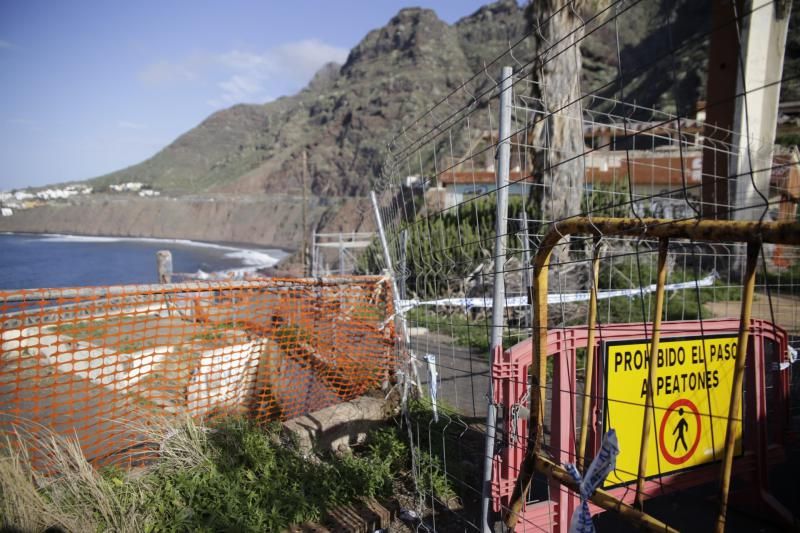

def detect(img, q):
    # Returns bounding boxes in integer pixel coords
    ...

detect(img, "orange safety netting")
[0,276,395,464]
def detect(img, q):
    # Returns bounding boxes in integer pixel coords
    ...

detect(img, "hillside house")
[434,122,799,220]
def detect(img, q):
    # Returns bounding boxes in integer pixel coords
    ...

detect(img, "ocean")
[0,233,288,290]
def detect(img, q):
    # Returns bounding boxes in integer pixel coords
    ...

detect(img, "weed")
[0,416,410,533]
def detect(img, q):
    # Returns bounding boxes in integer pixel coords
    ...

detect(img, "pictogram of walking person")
[673,407,689,452]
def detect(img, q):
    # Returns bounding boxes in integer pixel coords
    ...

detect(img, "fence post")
[156,250,172,284]
[399,229,409,300]
[521,209,531,328]
[481,65,513,533]
[370,191,418,387]
[339,233,345,274]
[311,228,317,277]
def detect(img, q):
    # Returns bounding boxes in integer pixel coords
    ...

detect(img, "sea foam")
[35,233,286,277]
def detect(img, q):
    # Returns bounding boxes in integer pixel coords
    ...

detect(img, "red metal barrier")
[492,318,791,532]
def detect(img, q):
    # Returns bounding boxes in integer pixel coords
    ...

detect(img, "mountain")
[85,0,725,198]
[87,1,529,197]
[5,0,795,251]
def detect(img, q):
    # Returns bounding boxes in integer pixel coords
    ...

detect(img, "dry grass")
[0,421,145,533]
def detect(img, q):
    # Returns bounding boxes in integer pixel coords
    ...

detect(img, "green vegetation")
[359,194,540,299]
[364,182,741,348]
[776,132,800,148]
[56,316,156,352]
[406,399,472,506]
[582,179,634,219]
[274,323,314,346]
[407,306,523,351]
[0,417,418,533]
[757,260,800,296]
[359,182,636,299]
[190,321,247,342]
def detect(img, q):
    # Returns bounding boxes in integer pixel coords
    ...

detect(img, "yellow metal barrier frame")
[503,217,800,532]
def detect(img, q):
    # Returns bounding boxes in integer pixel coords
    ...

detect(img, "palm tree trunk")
[528,1,587,268]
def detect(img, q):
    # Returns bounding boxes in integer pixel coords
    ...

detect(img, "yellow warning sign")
[602,334,743,487]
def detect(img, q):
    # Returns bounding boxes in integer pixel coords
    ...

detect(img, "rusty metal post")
[715,240,760,533]
[577,237,601,471]
[504,231,554,529]
[502,216,800,532]
[634,237,669,509]
[533,455,679,533]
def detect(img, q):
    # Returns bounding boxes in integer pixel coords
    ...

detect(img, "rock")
[282,395,391,456]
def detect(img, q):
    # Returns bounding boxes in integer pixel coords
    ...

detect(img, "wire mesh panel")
[369,0,799,530]
[0,277,395,465]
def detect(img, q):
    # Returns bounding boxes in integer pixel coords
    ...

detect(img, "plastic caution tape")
[565,429,620,533]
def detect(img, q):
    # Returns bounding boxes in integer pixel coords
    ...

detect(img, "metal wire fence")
[368,0,799,531]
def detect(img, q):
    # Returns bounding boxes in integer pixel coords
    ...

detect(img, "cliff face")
[0,195,375,249]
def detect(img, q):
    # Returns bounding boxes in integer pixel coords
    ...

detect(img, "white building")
[110,182,145,192]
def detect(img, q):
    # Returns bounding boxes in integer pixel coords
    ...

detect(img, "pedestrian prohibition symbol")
[658,398,701,465]
[602,334,743,487]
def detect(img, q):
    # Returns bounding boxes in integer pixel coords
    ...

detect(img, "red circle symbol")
[658,398,702,465]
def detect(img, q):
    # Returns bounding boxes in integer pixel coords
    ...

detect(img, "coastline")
[1,231,295,256]
[0,232,292,286]
[0,195,316,253]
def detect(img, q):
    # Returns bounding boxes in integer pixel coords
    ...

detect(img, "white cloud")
[0,40,12,49]
[138,60,197,86]
[214,75,267,106]
[140,39,348,108]
[117,120,147,130]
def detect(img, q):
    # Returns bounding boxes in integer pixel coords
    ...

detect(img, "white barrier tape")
[399,273,716,313]
[565,429,620,533]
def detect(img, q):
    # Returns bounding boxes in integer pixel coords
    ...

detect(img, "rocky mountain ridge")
[3,0,797,249]
[80,0,721,198]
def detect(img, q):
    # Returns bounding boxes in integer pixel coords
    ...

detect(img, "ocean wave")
[223,249,282,267]
[33,233,287,276]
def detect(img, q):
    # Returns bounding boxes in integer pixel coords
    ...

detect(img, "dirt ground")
[706,292,800,336]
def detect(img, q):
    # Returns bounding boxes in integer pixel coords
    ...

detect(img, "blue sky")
[0,1,491,190]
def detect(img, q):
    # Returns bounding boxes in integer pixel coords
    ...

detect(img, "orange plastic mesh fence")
[0,276,395,465]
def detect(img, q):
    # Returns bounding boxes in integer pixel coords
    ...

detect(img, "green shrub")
[0,417,413,533]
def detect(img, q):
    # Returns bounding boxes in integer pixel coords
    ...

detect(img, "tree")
[526,0,604,266]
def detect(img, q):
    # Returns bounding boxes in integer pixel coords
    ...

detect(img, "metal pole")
[399,229,409,300]
[576,237,601,471]
[481,65,513,533]
[338,234,344,274]
[370,191,419,389]
[301,150,308,274]
[521,209,532,328]
[311,228,317,277]
[634,237,669,510]
[715,240,760,532]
